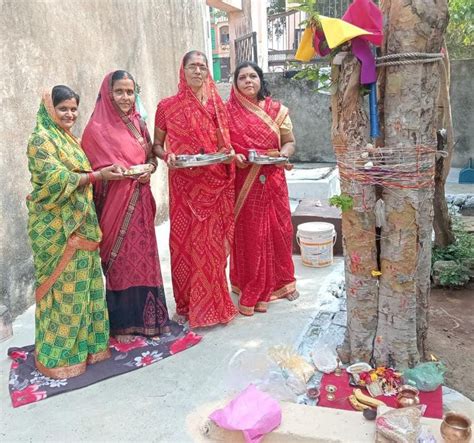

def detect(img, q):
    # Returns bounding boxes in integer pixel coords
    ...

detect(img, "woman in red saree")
[227,61,298,316]
[82,70,171,342]
[153,51,237,328]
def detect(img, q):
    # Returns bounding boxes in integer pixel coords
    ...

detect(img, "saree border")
[232,281,297,303]
[232,89,290,219]
[234,164,261,219]
[104,184,141,275]
[35,234,100,303]
[233,86,281,137]
[238,303,254,316]
[110,325,171,336]
[41,91,81,145]
[35,348,111,379]
[107,77,150,155]
[269,281,297,301]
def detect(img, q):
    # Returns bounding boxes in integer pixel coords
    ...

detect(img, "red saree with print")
[82,72,170,337]
[226,87,296,315]
[154,64,237,328]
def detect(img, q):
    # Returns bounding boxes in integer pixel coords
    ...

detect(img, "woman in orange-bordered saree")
[227,61,298,316]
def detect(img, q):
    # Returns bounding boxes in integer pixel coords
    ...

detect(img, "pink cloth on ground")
[209,384,282,443]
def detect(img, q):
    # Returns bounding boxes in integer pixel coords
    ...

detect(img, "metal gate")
[234,31,258,65]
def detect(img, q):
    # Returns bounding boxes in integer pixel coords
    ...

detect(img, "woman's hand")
[100,164,125,180]
[136,172,151,183]
[220,148,235,165]
[166,153,177,169]
[235,153,249,169]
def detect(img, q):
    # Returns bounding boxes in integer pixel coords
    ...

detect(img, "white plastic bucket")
[297,222,336,268]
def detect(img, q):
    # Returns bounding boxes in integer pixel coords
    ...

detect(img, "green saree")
[27,93,110,379]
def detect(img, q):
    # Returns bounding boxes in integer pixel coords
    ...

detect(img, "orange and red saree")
[227,87,296,315]
[154,63,237,328]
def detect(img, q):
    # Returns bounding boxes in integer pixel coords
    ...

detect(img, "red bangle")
[88,172,96,184]
[163,152,170,163]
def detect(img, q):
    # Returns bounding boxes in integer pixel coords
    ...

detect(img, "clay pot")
[396,385,420,408]
[441,412,472,443]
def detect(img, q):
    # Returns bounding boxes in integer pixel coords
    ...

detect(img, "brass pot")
[396,385,420,408]
[441,412,472,443]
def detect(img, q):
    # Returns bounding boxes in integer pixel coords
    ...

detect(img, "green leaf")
[329,194,354,212]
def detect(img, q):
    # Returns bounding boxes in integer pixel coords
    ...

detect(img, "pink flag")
[342,0,383,46]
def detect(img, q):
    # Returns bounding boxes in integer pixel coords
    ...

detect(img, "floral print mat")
[8,325,202,408]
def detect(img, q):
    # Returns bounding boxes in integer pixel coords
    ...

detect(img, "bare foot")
[286,290,300,302]
[172,313,188,325]
[114,334,135,343]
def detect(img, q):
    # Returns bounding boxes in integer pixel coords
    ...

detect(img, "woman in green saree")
[27,85,123,378]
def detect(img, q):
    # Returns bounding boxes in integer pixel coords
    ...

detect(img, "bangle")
[163,152,170,163]
[147,159,158,173]
[88,172,96,184]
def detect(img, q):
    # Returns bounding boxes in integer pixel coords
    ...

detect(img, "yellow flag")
[319,15,373,49]
[295,27,316,62]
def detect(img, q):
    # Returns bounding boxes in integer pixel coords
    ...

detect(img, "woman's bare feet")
[286,290,300,302]
[172,313,189,325]
[114,334,135,343]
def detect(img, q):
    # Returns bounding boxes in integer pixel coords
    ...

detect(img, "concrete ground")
[2,165,472,442]
[0,221,344,443]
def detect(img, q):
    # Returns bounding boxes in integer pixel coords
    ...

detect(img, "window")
[220,26,230,46]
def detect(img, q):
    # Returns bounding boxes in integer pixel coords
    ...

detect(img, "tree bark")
[331,55,379,364]
[373,0,449,367]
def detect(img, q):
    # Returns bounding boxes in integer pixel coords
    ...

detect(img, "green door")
[213,56,222,81]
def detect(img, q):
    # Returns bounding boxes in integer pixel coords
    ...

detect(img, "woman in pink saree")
[82,70,170,342]
[227,61,298,316]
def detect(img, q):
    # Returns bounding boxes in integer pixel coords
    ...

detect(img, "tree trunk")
[433,43,456,248]
[331,54,379,364]
[373,0,449,367]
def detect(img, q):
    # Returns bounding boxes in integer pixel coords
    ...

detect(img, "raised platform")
[188,401,444,442]
[286,164,340,202]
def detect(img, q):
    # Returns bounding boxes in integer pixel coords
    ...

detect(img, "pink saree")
[226,87,296,315]
[82,73,170,336]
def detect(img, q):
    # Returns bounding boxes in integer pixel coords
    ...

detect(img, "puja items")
[402,361,446,392]
[173,152,232,168]
[440,412,472,443]
[346,362,372,383]
[348,388,386,411]
[123,163,154,176]
[268,345,315,384]
[375,406,421,443]
[325,384,337,401]
[396,385,420,409]
[247,149,288,165]
[306,386,320,401]
[355,365,402,397]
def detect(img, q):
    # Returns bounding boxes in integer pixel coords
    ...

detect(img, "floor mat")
[7,324,201,408]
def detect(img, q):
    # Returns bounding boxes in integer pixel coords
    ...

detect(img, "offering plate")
[123,163,154,176]
[247,150,288,165]
[174,152,231,168]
